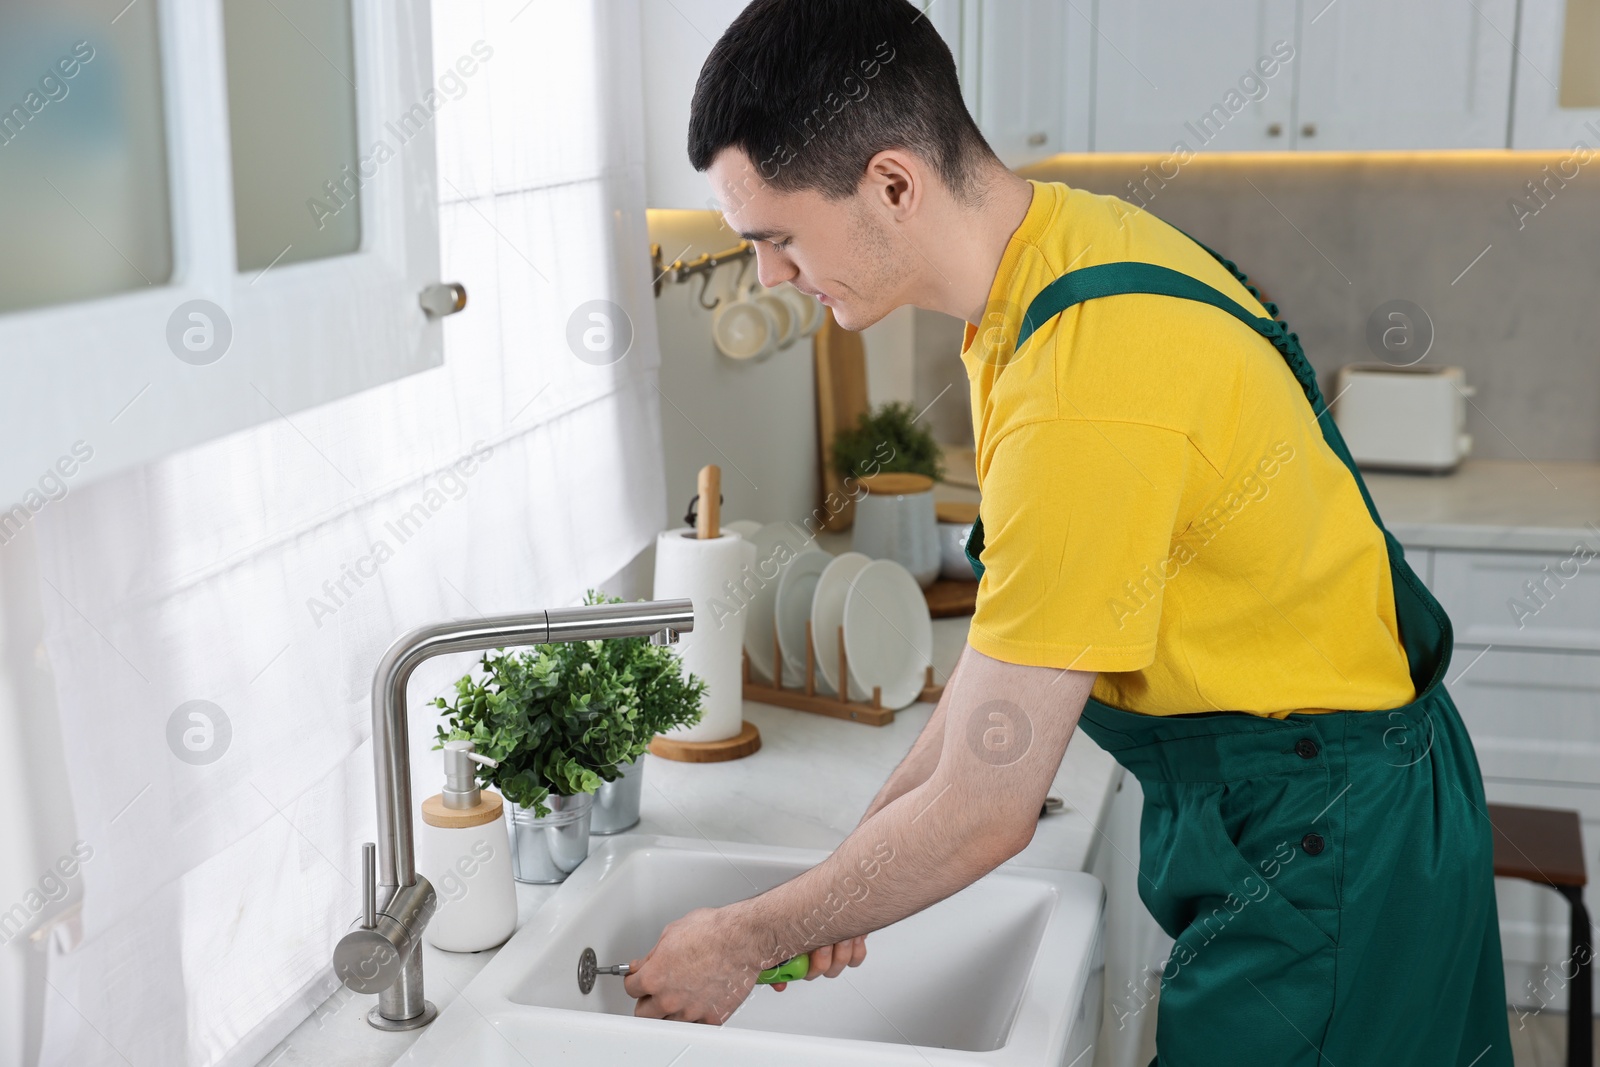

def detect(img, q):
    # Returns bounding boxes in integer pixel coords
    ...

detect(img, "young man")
[624,2,1512,1063]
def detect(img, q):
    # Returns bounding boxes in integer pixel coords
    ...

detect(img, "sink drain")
[578,946,631,994]
[578,947,598,995]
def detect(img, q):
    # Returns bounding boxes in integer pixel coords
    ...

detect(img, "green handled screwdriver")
[580,947,809,993]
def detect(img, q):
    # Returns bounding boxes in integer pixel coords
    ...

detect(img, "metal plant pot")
[507,792,593,883]
[590,755,646,835]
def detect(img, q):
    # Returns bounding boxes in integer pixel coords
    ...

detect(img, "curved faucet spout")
[343,597,695,1029]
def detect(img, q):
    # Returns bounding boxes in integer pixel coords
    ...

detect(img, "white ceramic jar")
[851,472,940,588]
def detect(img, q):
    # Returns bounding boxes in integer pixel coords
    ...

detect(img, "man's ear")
[861,149,923,220]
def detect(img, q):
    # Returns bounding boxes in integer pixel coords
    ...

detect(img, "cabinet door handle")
[1266,122,1283,137]
[1027,132,1048,147]
[1301,122,1318,138]
[419,282,468,318]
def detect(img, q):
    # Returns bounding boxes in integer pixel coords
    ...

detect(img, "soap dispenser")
[418,740,518,951]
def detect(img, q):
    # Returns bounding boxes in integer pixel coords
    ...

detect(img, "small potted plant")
[834,402,946,587]
[434,593,706,881]
[831,400,945,484]
[590,603,708,835]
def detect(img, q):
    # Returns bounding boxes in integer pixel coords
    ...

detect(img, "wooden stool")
[1488,802,1592,1067]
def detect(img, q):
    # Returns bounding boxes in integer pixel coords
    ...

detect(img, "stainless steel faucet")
[332,599,696,1030]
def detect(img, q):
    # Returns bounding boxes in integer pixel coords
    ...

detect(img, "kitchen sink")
[401,835,1104,1066]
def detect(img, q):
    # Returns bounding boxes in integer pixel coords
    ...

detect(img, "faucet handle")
[362,842,377,929]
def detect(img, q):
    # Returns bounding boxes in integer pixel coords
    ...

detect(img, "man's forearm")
[733,760,1015,972]
[858,700,946,825]
[731,648,1097,972]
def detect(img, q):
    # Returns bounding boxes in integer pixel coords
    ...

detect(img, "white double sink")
[402,835,1104,1066]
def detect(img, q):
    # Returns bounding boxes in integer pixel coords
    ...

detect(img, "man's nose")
[754,247,797,289]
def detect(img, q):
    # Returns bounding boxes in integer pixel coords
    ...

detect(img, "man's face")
[707,149,906,331]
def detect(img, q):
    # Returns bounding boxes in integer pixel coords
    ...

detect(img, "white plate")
[742,521,809,684]
[775,549,832,685]
[842,560,933,710]
[809,551,871,696]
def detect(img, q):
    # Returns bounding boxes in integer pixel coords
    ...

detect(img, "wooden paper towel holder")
[650,464,764,764]
[739,620,943,727]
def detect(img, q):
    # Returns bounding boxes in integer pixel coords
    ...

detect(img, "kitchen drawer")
[1432,547,1600,651]
[1400,545,1435,589]
[1448,647,1600,786]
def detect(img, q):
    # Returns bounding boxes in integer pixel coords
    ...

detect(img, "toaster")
[1332,363,1473,472]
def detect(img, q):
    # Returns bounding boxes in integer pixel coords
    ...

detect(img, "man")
[624,2,1512,1063]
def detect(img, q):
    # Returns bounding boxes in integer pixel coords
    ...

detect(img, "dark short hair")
[688,0,996,200]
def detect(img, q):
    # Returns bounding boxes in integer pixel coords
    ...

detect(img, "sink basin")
[404,835,1104,1066]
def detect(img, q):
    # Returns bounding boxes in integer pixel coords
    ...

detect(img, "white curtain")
[31,1,664,1063]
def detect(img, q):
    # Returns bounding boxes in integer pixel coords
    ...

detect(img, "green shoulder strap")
[1013,261,1388,534]
[966,258,1452,695]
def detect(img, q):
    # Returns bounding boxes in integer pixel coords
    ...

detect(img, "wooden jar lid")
[935,501,980,524]
[859,472,934,495]
[421,791,504,829]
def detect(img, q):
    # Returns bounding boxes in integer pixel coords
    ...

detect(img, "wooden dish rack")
[742,620,944,727]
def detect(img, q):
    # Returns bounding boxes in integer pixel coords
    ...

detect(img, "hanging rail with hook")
[651,240,756,306]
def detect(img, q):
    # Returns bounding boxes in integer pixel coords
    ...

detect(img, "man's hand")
[624,646,1095,1025]
[624,913,868,1019]
[769,935,868,992]
[624,907,760,1023]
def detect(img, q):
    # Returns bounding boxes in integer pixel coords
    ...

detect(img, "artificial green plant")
[831,400,945,482]
[434,591,706,816]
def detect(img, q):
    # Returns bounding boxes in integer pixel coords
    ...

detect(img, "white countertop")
[942,455,1600,554]
[1362,459,1600,553]
[254,614,1121,1067]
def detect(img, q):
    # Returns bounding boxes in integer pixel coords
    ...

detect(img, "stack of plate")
[739,522,934,711]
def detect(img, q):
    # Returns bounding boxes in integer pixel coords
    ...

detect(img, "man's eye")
[770,238,791,252]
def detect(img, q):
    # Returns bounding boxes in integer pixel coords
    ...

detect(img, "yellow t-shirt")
[962,180,1414,717]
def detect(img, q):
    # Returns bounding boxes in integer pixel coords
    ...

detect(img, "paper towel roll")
[653,528,756,743]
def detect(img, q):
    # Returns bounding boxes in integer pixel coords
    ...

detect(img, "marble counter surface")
[944,456,1600,554]
[1363,460,1600,552]
[254,614,1121,1067]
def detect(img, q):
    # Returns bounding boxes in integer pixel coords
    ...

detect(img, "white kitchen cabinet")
[1421,539,1600,1016]
[1091,0,1298,153]
[640,0,1091,208]
[1448,647,1600,787]
[641,0,749,211]
[919,0,979,117]
[1511,0,1600,147]
[1094,0,1520,152]
[1430,547,1600,652]
[917,0,1092,164]
[1446,644,1600,1015]
[1407,546,1435,589]
[0,0,445,503]
[1295,0,1517,149]
[969,0,1092,164]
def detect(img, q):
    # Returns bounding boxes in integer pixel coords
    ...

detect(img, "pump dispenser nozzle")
[441,740,499,810]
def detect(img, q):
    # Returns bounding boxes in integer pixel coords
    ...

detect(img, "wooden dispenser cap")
[421,791,505,829]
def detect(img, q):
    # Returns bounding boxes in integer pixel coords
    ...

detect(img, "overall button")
[1301,833,1326,856]
[1294,738,1320,759]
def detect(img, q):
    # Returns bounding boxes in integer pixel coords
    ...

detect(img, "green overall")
[965,249,1513,1066]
